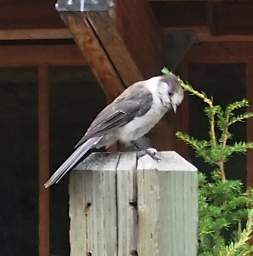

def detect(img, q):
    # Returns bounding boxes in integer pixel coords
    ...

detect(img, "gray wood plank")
[69,171,87,255]
[116,152,138,256]
[137,151,198,256]
[137,168,160,256]
[69,152,120,256]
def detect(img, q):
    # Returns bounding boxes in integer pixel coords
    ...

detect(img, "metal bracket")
[56,0,114,12]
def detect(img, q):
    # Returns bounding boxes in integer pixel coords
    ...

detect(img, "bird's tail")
[44,137,101,188]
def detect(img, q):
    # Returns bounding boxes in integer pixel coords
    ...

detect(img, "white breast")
[118,77,169,143]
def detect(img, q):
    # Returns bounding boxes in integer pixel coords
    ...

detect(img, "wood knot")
[130,249,138,256]
[85,202,92,216]
[129,200,137,207]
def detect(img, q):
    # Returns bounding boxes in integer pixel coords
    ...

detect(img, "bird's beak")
[172,104,177,113]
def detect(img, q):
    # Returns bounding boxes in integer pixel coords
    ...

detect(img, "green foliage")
[198,173,253,255]
[219,210,253,256]
[217,210,253,256]
[162,67,253,255]
[162,67,253,180]
[177,131,253,167]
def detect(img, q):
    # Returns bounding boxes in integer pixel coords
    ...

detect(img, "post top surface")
[74,151,197,172]
[138,151,197,172]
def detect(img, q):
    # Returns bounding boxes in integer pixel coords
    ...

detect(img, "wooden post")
[69,151,198,256]
[246,62,253,187]
[38,65,50,256]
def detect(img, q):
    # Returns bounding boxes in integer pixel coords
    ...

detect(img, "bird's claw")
[137,147,161,161]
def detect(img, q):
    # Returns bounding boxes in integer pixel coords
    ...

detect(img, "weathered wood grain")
[69,153,120,256]
[86,11,143,85]
[69,151,198,256]
[112,0,164,79]
[137,151,198,256]
[116,152,138,256]
[60,13,125,100]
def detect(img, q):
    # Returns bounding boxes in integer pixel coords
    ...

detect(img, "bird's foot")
[137,147,161,161]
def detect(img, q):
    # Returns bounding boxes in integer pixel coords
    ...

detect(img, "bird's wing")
[74,102,139,148]
[74,85,153,149]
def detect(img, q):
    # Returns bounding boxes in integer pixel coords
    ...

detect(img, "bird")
[44,74,184,188]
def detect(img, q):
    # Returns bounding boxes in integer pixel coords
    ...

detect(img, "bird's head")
[158,74,184,113]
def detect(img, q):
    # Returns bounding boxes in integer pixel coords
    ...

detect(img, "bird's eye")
[168,92,173,97]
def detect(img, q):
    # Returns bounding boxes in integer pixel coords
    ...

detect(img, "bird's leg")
[131,140,161,161]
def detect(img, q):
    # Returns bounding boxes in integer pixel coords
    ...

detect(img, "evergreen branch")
[162,67,218,148]
[161,67,213,107]
[210,112,217,147]
[219,101,252,145]
[226,99,250,115]
[205,106,221,146]
[216,107,230,145]
[230,142,253,154]
[176,132,216,165]
[229,112,253,126]
[205,143,253,162]
[176,131,204,150]
[219,210,253,256]
[218,121,231,146]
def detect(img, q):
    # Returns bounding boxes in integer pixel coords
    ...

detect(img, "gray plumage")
[74,83,153,148]
[44,74,184,188]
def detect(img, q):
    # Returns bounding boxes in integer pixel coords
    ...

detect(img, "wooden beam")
[246,62,253,187]
[60,13,124,99]
[113,0,164,79]
[38,65,50,256]
[4,22,253,44]
[60,0,164,93]
[0,28,71,40]
[0,45,86,67]
[183,42,253,64]
[1,0,63,29]
[0,0,207,31]
[2,0,253,38]
[164,26,253,43]
[85,11,143,85]
[149,1,207,27]
[208,1,253,35]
